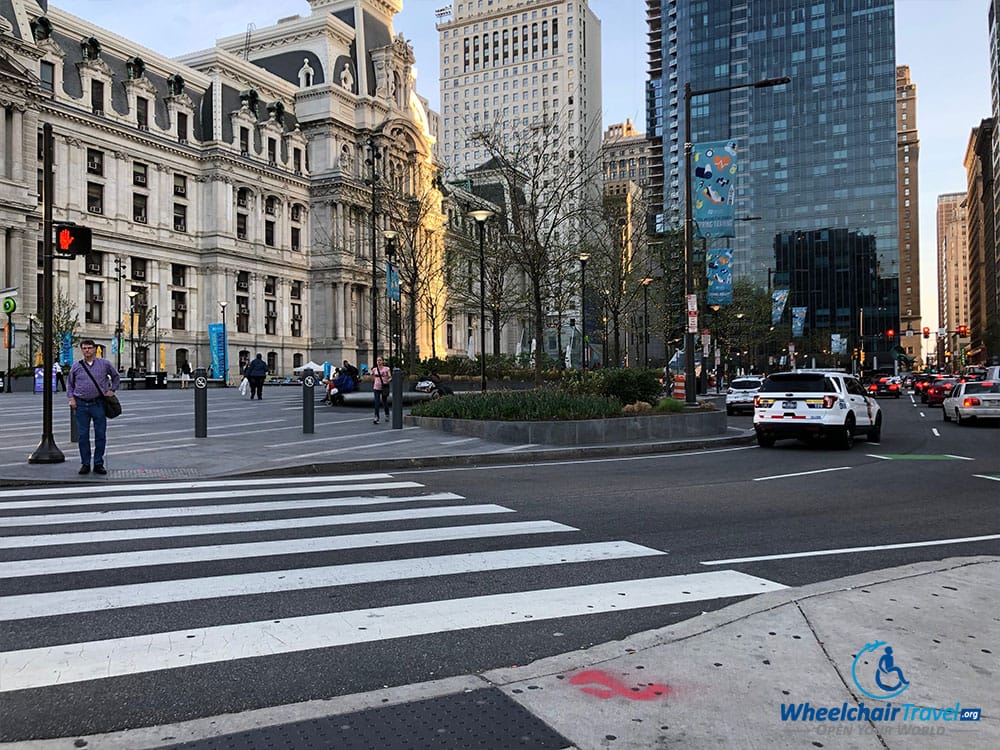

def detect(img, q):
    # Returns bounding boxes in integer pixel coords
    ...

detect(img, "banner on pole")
[791,307,807,337]
[706,247,734,306]
[208,323,225,378]
[692,140,738,239]
[386,262,400,302]
[771,290,789,326]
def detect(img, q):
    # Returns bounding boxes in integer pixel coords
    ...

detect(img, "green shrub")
[654,397,686,413]
[410,388,622,421]
[560,368,662,405]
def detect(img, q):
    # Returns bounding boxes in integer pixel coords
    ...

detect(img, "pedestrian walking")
[244,353,268,400]
[371,356,391,424]
[67,338,121,475]
[53,362,66,392]
[180,360,192,389]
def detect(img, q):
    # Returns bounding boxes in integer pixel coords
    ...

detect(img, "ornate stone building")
[0,0,448,378]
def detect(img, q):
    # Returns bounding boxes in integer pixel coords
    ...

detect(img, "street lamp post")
[113,256,126,371]
[735,312,746,375]
[126,291,138,390]
[219,301,228,385]
[467,209,495,391]
[641,277,653,367]
[579,253,590,369]
[367,136,383,366]
[683,75,789,405]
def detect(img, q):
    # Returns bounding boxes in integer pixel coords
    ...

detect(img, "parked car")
[725,377,763,416]
[924,377,958,406]
[753,370,882,449]
[942,380,1000,425]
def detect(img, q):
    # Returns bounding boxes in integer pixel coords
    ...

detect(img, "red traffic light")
[922,326,930,339]
[957,325,968,336]
[54,224,92,256]
[886,329,895,338]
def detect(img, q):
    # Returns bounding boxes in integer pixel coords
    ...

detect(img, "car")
[866,375,901,398]
[725,376,763,415]
[942,380,1000,425]
[924,377,958,406]
[753,370,882,449]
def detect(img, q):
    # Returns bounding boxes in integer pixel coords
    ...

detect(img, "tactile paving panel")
[160,688,572,749]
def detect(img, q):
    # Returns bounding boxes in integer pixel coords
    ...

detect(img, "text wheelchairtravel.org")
[780,702,981,723]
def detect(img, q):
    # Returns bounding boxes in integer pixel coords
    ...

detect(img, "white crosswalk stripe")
[0,474,785,705]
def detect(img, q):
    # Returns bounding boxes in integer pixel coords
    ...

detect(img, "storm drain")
[109,468,203,479]
[160,688,572,749]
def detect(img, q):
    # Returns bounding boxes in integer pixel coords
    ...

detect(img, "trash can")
[144,374,157,389]
[156,371,167,388]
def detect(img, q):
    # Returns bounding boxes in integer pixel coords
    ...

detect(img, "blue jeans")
[75,399,108,466]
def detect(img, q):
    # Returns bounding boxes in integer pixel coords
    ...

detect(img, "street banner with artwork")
[208,323,226,380]
[60,332,73,366]
[706,247,734,305]
[386,262,400,301]
[792,306,807,337]
[831,333,847,354]
[692,140,738,239]
[771,289,789,325]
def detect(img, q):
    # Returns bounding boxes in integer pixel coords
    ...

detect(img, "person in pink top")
[371,356,392,424]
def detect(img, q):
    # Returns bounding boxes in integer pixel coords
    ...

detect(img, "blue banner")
[792,307,808,337]
[386,262,400,302]
[208,323,226,380]
[60,332,73,366]
[771,290,789,326]
[692,140,738,239]
[706,247,734,306]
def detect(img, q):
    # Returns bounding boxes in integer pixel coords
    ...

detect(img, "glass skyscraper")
[648,0,899,343]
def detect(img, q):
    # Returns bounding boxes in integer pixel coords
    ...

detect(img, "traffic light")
[922,326,930,339]
[54,223,92,256]
[957,325,968,337]
[886,328,895,339]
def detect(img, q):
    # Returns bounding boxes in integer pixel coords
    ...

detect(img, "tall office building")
[895,65,922,361]
[964,119,996,365]
[937,193,969,368]
[435,0,602,179]
[647,1,900,344]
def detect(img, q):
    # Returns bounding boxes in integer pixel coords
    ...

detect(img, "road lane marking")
[2,493,466,527]
[701,533,1000,565]
[0,571,785,692]
[753,467,850,482]
[0,504,514,549]
[0,520,578,578]
[0,474,397,501]
[973,474,1000,482]
[0,542,665,620]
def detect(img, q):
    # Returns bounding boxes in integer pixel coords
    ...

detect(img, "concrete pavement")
[1,389,995,748]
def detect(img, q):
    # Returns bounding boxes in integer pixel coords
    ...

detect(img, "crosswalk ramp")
[0,473,785,739]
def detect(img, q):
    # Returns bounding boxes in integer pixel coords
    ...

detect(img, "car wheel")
[756,431,775,448]
[868,414,882,443]
[955,409,964,426]
[836,416,855,450]
[726,406,734,416]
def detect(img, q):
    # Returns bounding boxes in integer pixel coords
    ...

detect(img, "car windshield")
[964,381,1000,394]
[759,374,838,393]
[731,379,761,389]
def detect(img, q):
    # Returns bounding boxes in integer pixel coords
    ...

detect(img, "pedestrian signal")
[54,224,92,256]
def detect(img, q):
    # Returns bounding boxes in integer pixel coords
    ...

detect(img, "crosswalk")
[0,473,786,738]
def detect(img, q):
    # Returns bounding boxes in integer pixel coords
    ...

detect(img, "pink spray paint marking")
[568,669,671,701]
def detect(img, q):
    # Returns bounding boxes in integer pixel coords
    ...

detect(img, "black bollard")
[70,405,78,443]
[193,367,208,438]
[302,368,315,434]
[391,367,403,429]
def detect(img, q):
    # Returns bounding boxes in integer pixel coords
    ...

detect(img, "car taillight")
[867,384,877,392]
[963,397,981,407]
[822,395,838,408]
[889,383,899,391]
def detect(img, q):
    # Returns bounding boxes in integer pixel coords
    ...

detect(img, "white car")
[726,377,763,415]
[942,380,1000,425]
[753,370,882,449]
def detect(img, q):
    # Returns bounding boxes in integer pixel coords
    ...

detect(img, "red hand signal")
[58,228,74,251]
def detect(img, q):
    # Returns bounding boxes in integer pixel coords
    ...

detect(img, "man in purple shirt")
[67,339,121,475]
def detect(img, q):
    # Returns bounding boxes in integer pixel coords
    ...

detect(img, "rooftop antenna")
[243,23,255,60]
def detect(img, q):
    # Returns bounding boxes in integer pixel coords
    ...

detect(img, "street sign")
[54,224,92,256]
[686,294,698,311]
[788,342,796,354]
[686,310,698,333]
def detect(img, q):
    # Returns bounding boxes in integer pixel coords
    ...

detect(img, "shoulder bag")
[80,361,122,419]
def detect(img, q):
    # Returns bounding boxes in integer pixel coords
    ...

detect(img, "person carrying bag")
[67,339,121,475]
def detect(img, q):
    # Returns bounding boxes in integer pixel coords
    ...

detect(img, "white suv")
[726,377,763,415]
[753,370,882,449]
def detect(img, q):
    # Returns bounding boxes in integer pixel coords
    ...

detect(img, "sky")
[51,0,995,324]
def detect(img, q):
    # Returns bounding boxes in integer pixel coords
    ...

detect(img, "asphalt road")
[1,393,997,741]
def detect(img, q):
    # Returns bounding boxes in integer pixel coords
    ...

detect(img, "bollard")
[70,406,78,443]
[302,368,315,434]
[193,367,208,438]
[391,367,403,429]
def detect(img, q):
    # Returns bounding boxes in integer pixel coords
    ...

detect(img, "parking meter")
[302,368,315,434]
[194,367,208,438]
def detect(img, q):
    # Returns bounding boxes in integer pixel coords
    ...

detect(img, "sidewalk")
[9,556,995,749]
